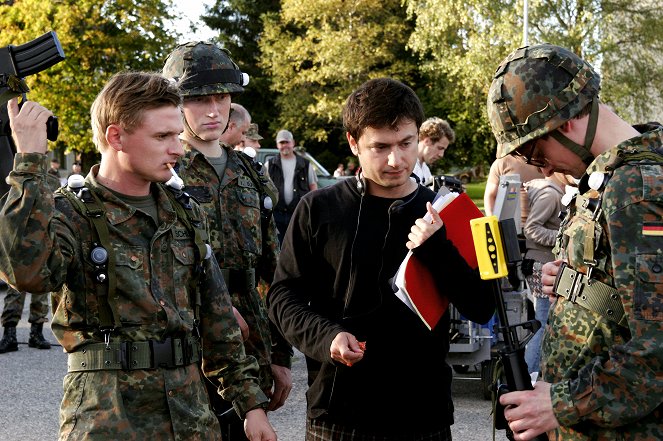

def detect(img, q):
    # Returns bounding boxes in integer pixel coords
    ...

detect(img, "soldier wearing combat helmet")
[164,42,292,440]
[487,43,663,440]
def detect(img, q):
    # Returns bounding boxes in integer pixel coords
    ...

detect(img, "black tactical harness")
[57,182,209,369]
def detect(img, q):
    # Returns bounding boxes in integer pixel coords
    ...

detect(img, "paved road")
[0,287,507,440]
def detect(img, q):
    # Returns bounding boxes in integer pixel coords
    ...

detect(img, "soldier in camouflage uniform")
[487,43,662,440]
[0,71,277,440]
[0,286,51,352]
[163,42,293,439]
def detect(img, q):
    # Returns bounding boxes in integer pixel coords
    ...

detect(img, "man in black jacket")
[267,78,495,440]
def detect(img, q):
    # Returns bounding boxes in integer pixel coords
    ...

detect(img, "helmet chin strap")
[183,116,206,142]
[549,97,599,166]
[182,109,232,143]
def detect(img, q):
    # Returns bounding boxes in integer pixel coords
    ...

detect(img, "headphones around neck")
[355,172,365,195]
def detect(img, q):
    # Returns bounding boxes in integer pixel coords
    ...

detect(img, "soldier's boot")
[28,323,51,349]
[0,326,18,353]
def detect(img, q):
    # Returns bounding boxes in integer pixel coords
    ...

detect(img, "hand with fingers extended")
[330,331,365,367]
[7,97,53,154]
[406,201,444,250]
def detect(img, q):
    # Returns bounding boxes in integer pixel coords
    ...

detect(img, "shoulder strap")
[56,186,121,337]
[161,184,209,333]
[235,150,279,205]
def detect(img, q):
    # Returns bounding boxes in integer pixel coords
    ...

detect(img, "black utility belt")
[553,263,627,328]
[67,336,200,372]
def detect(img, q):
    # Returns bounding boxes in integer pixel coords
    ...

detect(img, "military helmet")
[487,44,600,158]
[245,123,263,141]
[163,41,249,97]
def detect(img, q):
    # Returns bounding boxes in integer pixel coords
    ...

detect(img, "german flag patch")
[643,222,663,236]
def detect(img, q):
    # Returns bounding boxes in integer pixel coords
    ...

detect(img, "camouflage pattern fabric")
[178,143,291,393]
[543,127,663,440]
[163,42,245,97]
[0,285,49,326]
[0,153,268,440]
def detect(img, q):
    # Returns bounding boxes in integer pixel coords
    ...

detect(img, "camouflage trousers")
[1,285,49,327]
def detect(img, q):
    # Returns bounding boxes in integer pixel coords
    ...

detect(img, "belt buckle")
[182,337,193,365]
[120,341,133,370]
[151,338,176,369]
[552,262,569,296]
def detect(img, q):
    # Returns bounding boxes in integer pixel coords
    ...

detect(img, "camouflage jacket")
[0,154,267,436]
[178,144,292,388]
[543,126,663,440]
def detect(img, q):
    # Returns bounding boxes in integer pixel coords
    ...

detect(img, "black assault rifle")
[0,31,65,196]
[470,216,548,441]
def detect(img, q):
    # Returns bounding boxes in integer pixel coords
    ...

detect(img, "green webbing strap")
[162,187,206,323]
[235,152,279,205]
[549,97,599,166]
[57,188,120,332]
[67,336,201,372]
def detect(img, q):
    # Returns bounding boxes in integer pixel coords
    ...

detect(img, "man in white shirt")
[412,117,455,187]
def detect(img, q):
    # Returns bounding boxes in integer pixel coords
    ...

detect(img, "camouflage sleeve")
[258,212,294,368]
[198,253,269,418]
[551,164,663,427]
[0,153,74,292]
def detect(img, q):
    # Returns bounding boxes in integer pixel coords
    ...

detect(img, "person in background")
[521,173,569,374]
[47,158,61,178]
[0,285,52,352]
[483,155,544,222]
[268,77,495,440]
[67,161,83,178]
[236,123,263,151]
[345,159,358,176]
[412,117,455,186]
[487,43,662,440]
[264,129,318,245]
[333,163,345,177]
[220,102,251,147]
[163,41,292,440]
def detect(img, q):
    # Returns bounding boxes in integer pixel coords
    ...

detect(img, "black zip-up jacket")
[268,178,495,434]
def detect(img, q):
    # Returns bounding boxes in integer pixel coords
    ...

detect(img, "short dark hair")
[343,78,424,141]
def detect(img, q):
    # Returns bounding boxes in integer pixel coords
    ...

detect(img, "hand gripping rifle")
[470,216,548,441]
[0,31,65,196]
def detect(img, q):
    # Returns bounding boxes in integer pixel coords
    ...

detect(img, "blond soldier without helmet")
[0,71,275,440]
[163,41,292,440]
[487,43,662,440]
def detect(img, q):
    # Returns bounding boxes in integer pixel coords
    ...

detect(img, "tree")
[201,0,281,139]
[404,0,663,161]
[259,0,420,167]
[0,0,180,160]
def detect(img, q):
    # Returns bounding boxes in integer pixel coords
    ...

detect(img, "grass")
[463,179,487,213]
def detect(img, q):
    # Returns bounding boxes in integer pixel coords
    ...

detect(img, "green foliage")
[259,0,420,160]
[464,179,488,211]
[201,1,281,138]
[404,0,663,145]
[0,0,179,156]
